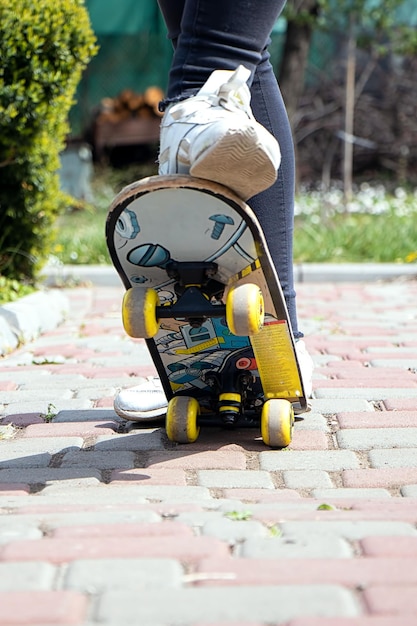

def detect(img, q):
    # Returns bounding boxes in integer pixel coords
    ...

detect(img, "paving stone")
[312,488,392,499]
[95,586,360,623]
[283,470,334,489]
[361,536,417,557]
[239,535,352,558]
[290,430,329,449]
[0,562,56,591]
[22,422,117,438]
[369,448,417,468]
[198,556,417,586]
[109,468,187,486]
[342,468,417,488]
[0,437,83,468]
[53,409,121,423]
[294,413,329,431]
[147,450,247,470]
[260,450,359,471]
[0,520,43,543]
[279,520,417,540]
[308,399,374,413]
[0,468,102,486]
[337,428,417,450]
[64,558,184,592]
[3,399,93,415]
[1,512,163,540]
[314,388,417,399]
[60,450,135,470]
[1,535,229,565]
[336,411,417,429]
[95,430,165,451]
[222,489,301,502]
[0,590,89,624]
[370,358,417,368]
[363,584,417,614]
[201,518,267,543]
[383,399,417,411]
[197,470,275,489]
[1,389,74,403]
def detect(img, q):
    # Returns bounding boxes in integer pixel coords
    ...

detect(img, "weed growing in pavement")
[268,524,282,537]
[40,403,57,423]
[224,510,253,521]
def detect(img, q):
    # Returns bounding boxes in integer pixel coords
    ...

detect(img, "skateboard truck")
[203,370,254,427]
[159,261,225,328]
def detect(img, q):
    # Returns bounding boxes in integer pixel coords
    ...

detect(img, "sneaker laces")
[217,65,252,115]
[169,65,253,121]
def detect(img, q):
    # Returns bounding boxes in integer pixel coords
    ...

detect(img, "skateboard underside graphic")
[107,175,307,447]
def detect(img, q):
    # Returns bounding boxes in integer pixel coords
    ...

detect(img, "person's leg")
[248,51,300,338]
[158,0,285,100]
[113,1,313,421]
[158,0,299,336]
[156,0,285,200]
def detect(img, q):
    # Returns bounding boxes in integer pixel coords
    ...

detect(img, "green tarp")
[86,0,165,35]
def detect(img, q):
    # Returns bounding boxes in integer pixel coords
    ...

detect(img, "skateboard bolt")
[209,214,234,240]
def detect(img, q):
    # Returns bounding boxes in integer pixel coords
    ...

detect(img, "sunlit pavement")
[1,269,417,625]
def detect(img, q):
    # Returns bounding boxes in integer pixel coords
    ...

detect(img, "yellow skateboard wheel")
[261,398,294,448]
[166,396,200,443]
[226,283,264,336]
[122,286,160,338]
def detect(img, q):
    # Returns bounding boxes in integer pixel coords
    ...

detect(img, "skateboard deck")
[106,175,307,447]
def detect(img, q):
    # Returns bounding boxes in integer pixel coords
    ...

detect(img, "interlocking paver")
[95,586,360,623]
[2,278,417,624]
[0,590,89,625]
[64,558,184,591]
[337,428,417,449]
[260,450,360,471]
[0,563,57,594]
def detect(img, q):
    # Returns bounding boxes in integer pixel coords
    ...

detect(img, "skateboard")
[106,175,307,447]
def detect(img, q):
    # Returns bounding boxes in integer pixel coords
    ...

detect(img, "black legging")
[157,0,301,337]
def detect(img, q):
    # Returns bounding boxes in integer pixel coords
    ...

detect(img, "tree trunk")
[343,13,356,204]
[278,0,319,125]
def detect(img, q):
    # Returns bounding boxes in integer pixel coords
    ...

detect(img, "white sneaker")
[113,343,313,421]
[295,339,314,400]
[158,65,281,200]
[114,377,167,421]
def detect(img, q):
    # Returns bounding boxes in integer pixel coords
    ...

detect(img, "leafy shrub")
[0,0,97,282]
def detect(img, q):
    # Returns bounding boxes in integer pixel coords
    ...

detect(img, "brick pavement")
[1,278,417,625]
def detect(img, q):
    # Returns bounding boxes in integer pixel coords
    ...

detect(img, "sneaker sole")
[190,127,278,200]
[113,405,167,422]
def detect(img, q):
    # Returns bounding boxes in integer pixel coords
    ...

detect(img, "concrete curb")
[41,262,417,287]
[0,290,69,356]
[2,262,415,356]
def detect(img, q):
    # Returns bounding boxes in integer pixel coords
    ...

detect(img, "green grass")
[294,209,417,263]
[51,167,417,266]
[52,163,157,265]
[294,185,417,263]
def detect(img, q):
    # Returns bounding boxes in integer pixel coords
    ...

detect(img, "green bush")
[0,0,97,282]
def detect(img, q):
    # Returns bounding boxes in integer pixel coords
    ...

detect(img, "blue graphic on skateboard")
[106,175,307,447]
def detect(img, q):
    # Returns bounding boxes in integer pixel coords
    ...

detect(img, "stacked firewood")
[96,87,164,124]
